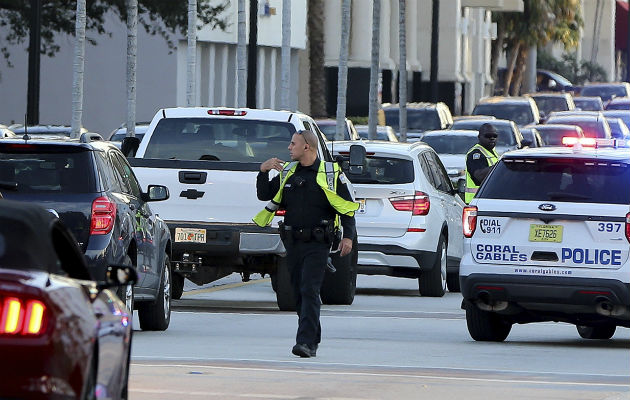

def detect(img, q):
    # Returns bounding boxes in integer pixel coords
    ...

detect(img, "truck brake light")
[463,206,478,238]
[208,109,247,116]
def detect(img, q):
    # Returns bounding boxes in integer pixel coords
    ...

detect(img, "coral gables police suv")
[460,145,630,342]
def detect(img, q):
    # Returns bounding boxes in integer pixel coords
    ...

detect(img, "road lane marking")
[129,388,371,399]
[181,278,270,297]
[130,361,630,388]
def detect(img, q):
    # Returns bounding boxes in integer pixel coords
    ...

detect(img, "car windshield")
[317,123,350,141]
[342,156,414,184]
[472,104,534,126]
[605,101,630,111]
[573,98,602,111]
[450,121,516,146]
[0,150,94,193]
[581,86,627,101]
[421,135,478,154]
[535,127,581,145]
[144,118,297,162]
[532,97,570,115]
[355,127,394,141]
[478,157,630,204]
[384,110,441,132]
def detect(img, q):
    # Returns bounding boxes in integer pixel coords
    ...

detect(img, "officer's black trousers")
[285,239,329,346]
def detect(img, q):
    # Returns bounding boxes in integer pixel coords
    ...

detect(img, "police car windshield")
[477,157,630,204]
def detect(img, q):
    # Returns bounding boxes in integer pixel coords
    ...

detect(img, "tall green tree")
[0,0,227,65]
[491,0,582,95]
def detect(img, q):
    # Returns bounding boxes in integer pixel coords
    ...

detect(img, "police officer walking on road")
[465,123,499,204]
[253,129,358,358]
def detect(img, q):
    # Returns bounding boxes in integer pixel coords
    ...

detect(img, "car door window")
[418,153,437,188]
[109,152,133,196]
[112,152,142,198]
[425,152,452,193]
[95,150,123,192]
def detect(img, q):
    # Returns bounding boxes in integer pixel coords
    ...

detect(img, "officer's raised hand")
[338,237,352,257]
[260,157,285,173]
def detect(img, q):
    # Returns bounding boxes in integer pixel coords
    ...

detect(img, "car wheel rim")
[440,244,447,291]
[163,262,171,318]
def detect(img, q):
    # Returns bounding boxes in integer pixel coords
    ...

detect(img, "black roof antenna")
[22,113,30,142]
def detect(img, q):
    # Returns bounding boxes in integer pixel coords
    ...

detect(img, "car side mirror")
[143,184,169,202]
[348,144,366,175]
[101,265,138,289]
[121,136,141,157]
[520,139,532,148]
[456,178,466,195]
[548,79,557,89]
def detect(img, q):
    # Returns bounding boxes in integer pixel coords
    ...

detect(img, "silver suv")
[330,140,465,296]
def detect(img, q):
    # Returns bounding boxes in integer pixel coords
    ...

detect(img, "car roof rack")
[80,132,104,143]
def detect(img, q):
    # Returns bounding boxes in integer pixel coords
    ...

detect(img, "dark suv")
[0,133,173,330]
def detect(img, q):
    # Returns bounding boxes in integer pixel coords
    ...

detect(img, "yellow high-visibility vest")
[253,160,359,228]
[465,144,498,204]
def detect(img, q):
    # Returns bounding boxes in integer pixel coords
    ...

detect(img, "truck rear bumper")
[166,221,285,256]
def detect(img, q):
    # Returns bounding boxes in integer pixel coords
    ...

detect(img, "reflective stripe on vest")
[464,144,498,204]
[252,161,359,227]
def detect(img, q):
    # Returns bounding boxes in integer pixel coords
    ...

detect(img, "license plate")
[357,199,366,214]
[528,224,563,243]
[175,228,206,243]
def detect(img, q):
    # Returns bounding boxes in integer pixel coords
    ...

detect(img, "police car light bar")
[561,137,629,148]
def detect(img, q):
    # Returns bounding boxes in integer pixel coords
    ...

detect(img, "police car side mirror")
[348,144,366,175]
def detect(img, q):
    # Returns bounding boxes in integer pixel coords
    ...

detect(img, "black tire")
[446,272,461,293]
[274,255,296,311]
[172,272,184,300]
[419,235,447,297]
[117,255,135,318]
[465,302,512,342]
[81,351,97,400]
[138,254,171,331]
[577,324,616,339]
[321,237,358,305]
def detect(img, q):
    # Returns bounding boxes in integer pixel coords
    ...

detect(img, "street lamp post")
[27,0,41,125]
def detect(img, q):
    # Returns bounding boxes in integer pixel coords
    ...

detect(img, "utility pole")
[368,0,381,140]
[280,0,292,110]
[237,0,247,108]
[247,0,259,108]
[399,0,407,142]
[430,0,439,102]
[27,0,41,125]
[186,0,197,107]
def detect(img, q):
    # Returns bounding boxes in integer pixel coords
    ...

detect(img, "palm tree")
[335,0,351,140]
[280,0,292,110]
[71,0,86,139]
[126,0,138,138]
[186,0,197,106]
[308,0,326,117]
[398,0,407,142]
[237,0,247,108]
[368,0,380,140]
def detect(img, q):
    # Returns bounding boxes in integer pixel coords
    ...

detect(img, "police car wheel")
[446,272,461,293]
[418,235,447,297]
[576,324,616,340]
[321,238,358,305]
[465,302,512,342]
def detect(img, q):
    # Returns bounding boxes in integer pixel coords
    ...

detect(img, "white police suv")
[460,142,630,341]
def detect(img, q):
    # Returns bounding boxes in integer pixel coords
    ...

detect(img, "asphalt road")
[128,274,630,400]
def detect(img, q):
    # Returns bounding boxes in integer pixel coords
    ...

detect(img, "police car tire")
[465,303,512,342]
[576,324,616,340]
[274,256,296,311]
[321,238,358,305]
[138,254,171,331]
[172,272,184,300]
[418,235,447,297]
[446,272,461,293]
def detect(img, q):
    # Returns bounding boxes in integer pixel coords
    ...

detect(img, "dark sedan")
[0,200,136,399]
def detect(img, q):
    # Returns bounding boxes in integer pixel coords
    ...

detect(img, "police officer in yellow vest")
[254,129,358,358]
[465,123,499,203]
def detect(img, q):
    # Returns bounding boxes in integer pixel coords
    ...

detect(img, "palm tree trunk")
[308,0,326,117]
[335,0,351,140]
[70,0,86,139]
[126,0,138,138]
[510,47,528,96]
[237,0,247,108]
[398,0,407,142]
[280,0,292,110]
[368,0,380,140]
[186,0,197,107]
[490,17,505,95]
[503,41,520,96]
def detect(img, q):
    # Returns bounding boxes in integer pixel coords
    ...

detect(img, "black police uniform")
[257,158,356,352]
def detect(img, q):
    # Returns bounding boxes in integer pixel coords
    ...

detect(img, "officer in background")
[254,129,358,358]
[465,123,499,203]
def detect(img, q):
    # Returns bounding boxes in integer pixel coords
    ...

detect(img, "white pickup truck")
[124,107,358,310]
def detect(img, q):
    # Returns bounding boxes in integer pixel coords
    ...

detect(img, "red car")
[0,200,136,399]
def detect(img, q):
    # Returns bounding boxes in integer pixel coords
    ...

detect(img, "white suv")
[460,145,630,341]
[329,140,465,296]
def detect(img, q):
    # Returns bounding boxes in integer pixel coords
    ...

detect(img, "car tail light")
[91,196,116,235]
[389,191,430,215]
[463,206,478,238]
[0,296,47,336]
[625,212,630,243]
[207,109,247,116]
[275,209,286,216]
